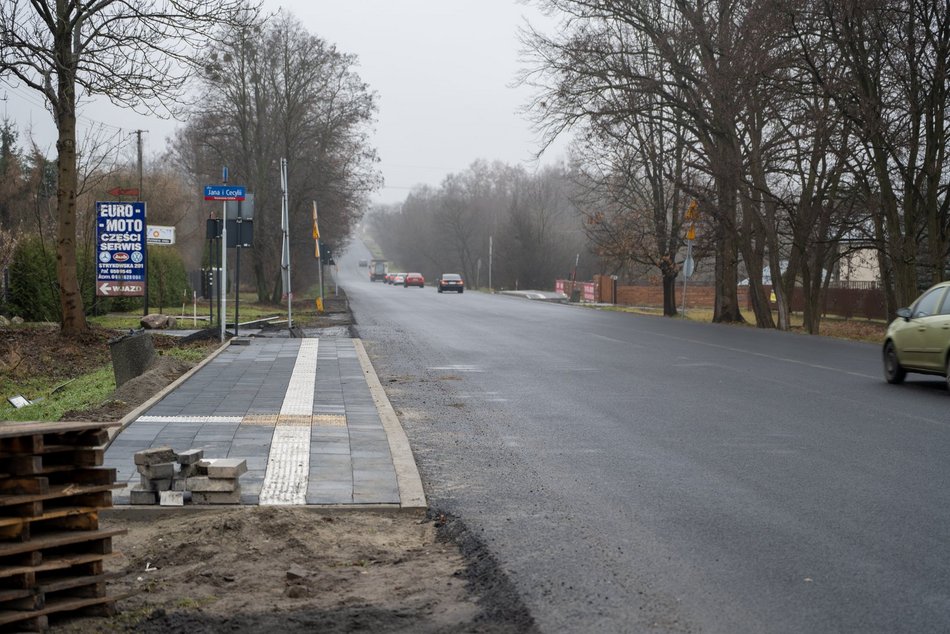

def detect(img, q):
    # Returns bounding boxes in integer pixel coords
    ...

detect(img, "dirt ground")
[51,507,533,633]
[0,300,536,633]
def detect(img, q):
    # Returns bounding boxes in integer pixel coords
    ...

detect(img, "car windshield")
[442,274,461,281]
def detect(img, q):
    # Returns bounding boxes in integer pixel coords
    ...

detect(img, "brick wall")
[613,283,884,319]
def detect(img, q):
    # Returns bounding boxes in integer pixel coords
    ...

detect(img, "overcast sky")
[1,1,569,205]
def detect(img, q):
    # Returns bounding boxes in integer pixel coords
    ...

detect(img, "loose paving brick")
[192,488,243,504]
[199,458,248,478]
[186,476,239,492]
[134,446,177,466]
[136,462,175,480]
[159,490,185,506]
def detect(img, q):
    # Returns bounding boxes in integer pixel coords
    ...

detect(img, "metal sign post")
[681,201,698,317]
[280,159,292,330]
[203,178,246,341]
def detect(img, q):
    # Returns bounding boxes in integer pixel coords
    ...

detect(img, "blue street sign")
[96,201,147,296]
[204,185,246,201]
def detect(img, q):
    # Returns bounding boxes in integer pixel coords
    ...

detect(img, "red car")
[404,272,425,288]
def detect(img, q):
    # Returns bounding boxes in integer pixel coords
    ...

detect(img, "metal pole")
[681,241,692,317]
[488,236,493,292]
[280,158,292,330]
[137,131,148,318]
[220,168,228,342]
[235,223,240,338]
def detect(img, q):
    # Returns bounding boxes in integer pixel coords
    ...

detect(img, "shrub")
[8,235,59,321]
[147,247,191,313]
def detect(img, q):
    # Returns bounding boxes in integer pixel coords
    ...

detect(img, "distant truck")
[369,259,387,282]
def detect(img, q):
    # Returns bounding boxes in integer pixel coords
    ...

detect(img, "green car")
[883,280,950,389]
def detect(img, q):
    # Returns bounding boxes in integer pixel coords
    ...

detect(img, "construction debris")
[131,448,246,505]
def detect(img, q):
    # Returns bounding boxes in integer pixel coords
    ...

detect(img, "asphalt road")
[336,246,950,633]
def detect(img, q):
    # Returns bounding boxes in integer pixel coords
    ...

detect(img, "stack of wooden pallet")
[0,421,125,632]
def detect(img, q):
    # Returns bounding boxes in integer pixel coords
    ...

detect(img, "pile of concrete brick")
[131,447,247,505]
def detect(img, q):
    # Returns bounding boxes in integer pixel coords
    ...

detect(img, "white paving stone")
[259,426,311,504]
[137,415,243,423]
[260,340,318,505]
[279,340,318,416]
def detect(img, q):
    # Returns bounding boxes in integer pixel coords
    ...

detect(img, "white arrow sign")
[98,281,144,296]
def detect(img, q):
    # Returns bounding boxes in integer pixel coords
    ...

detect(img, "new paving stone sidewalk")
[104,337,423,507]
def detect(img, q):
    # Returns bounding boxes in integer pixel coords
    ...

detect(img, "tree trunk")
[54,62,87,336]
[713,171,744,323]
[661,262,677,317]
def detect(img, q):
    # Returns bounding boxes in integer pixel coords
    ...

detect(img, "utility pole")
[136,130,148,318]
[488,236,493,292]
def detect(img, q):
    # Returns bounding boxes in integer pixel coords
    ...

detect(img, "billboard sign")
[96,201,146,297]
[147,225,175,245]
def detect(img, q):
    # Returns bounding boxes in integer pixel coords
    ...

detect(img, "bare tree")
[180,11,380,302]
[795,0,950,311]
[0,0,257,335]
[522,0,773,323]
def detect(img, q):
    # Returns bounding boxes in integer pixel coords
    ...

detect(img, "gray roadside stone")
[186,476,238,492]
[129,488,158,505]
[177,449,204,465]
[136,462,175,480]
[198,458,248,478]
[192,487,242,504]
[159,490,184,506]
[139,476,173,491]
[134,447,178,466]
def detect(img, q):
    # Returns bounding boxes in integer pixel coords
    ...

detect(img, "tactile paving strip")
[258,426,311,505]
[276,415,313,426]
[312,414,347,427]
[241,415,279,426]
[259,340,318,505]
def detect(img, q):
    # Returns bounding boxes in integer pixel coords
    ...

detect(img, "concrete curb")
[101,504,424,522]
[104,339,233,449]
[353,338,427,509]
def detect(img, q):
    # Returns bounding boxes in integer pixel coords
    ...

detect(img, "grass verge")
[0,364,115,422]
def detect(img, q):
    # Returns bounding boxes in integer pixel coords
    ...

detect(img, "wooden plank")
[0,593,122,626]
[0,422,118,439]
[41,448,104,469]
[0,477,49,496]
[0,501,43,519]
[0,522,28,542]
[0,506,101,531]
[0,611,47,630]
[0,587,33,603]
[45,429,110,448]
[0,528,126,559]
[0,435,43,456]
[41,510,99,533]
[40,571,118,595]
[0,455,43,476]
[48,468,115,487]
[0,553,114,581]
[0,591,42,612]
[0,484,120,509]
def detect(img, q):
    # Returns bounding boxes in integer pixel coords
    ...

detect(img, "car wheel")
[459,288,463,294]
[438,288,443,293]
[883,340,906,384]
